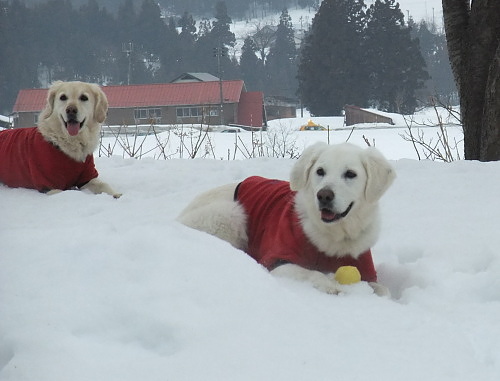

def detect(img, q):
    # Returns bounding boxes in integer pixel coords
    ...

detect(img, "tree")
[250,22,277,62]
[240,36,264,91]
[297,0,368,115]
[364,0,428,113]
[211,1,236,48]
[265,8,298,98]
[193,2,238,78]
[175,12,197,74]
[179,11,197,39]
[0,0,39,113]
[442,0,500,161]
[411,20,457,103]
[156,17,181,82]
[78,0,116,83]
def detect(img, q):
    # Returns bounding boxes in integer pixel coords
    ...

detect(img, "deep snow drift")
[1,116,499,380]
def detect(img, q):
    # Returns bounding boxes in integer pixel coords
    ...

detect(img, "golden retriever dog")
[178,142,395,296]
[0,81,121,198]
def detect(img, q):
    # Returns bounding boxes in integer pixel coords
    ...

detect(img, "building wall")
[265,105,296,121]
[14,104,239,128]
[13,112,39,128]
[344,105,393,126]
[105,104,238,126]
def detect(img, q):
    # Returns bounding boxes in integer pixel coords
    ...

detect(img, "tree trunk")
[442,0,500,161]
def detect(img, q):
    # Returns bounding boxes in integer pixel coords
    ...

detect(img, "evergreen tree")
[179,11,197,39]
[193,2,237,78]
[364,0,428,113]
[176,12,197,75]
[78,0,116,83]
[129,0,167,83]
[210,2,239,79]
[117,0,136,44]
[240,36,264,91]
[157,17,181,82]
[135,0,167,54]
[265,8,298,98]
[0,0,39,113]
[297,0,368,115]
[211,1,236,48]
[33,0,80,81]
[412,20,457,102]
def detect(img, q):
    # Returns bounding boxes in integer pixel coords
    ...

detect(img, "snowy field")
[2,109,500,380]
[98,107,463,162]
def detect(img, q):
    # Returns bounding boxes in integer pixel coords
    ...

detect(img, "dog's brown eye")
[344,170,357,179]
[80,94,88,101]
[60,94,67,101]
[316,168,325,176]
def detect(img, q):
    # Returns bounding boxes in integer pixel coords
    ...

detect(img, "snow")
[1,109,500,380]
[99,107,463,162]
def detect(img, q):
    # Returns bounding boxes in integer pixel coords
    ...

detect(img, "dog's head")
[38,81,108,137]
[290,142,395,224]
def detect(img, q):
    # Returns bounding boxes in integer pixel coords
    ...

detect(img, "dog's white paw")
[313,280,342,295]
[369,282,391,297]
[308,272,343,295]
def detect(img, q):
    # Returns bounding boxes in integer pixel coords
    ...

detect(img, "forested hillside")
[0,0,455,116]
[11,0,317,16]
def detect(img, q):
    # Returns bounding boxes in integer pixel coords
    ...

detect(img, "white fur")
[178,142,395,295]
[37,81,121,198]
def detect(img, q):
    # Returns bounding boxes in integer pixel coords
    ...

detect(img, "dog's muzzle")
[61,108,85,136]
[317,188,353,223]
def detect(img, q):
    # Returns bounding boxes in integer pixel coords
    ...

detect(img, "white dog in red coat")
[0,81,121,197]
[178,142,395,296]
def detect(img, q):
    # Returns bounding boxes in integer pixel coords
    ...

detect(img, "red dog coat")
[0,127,98,192]
[234,176,377,282]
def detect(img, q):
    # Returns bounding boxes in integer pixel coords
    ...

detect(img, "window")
[134,108,161,122]
[176,107,202,119]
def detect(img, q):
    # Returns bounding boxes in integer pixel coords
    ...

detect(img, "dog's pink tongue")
[66,121,80,136]
[321,209,337,222]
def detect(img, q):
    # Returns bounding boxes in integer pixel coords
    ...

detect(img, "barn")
[344,104,394,126]
[11,77,265,129]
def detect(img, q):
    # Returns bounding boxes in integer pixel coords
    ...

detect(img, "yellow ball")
[334,266,361,285]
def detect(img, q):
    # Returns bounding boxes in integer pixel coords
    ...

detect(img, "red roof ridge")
[13,80,246,112]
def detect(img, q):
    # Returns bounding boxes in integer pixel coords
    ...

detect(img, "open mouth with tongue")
[320,202,353,223]
[63,117,85,136]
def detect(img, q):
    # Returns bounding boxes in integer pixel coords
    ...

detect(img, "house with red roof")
[12,76,265,129]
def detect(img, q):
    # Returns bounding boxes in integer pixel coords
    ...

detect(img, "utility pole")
[213,44,226,126]
[122,42,133,85]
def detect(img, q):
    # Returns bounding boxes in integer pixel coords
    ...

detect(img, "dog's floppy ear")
[38,81,64,122]
[90,83,108,123]
[290,142,327,191]
[362,147,395,203]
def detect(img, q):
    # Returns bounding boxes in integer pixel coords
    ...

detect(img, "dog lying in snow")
[0,81,121,198]
[178,142,395,296]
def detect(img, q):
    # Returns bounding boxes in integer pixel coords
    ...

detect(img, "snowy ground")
[1,109,500,380]
[98,107,463,162]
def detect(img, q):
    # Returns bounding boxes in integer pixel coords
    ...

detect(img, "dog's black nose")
[317,188,334,206]
[66,105,78,118]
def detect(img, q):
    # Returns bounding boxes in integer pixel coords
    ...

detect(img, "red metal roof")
[13,80,245,112]
[13,88,47,112]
